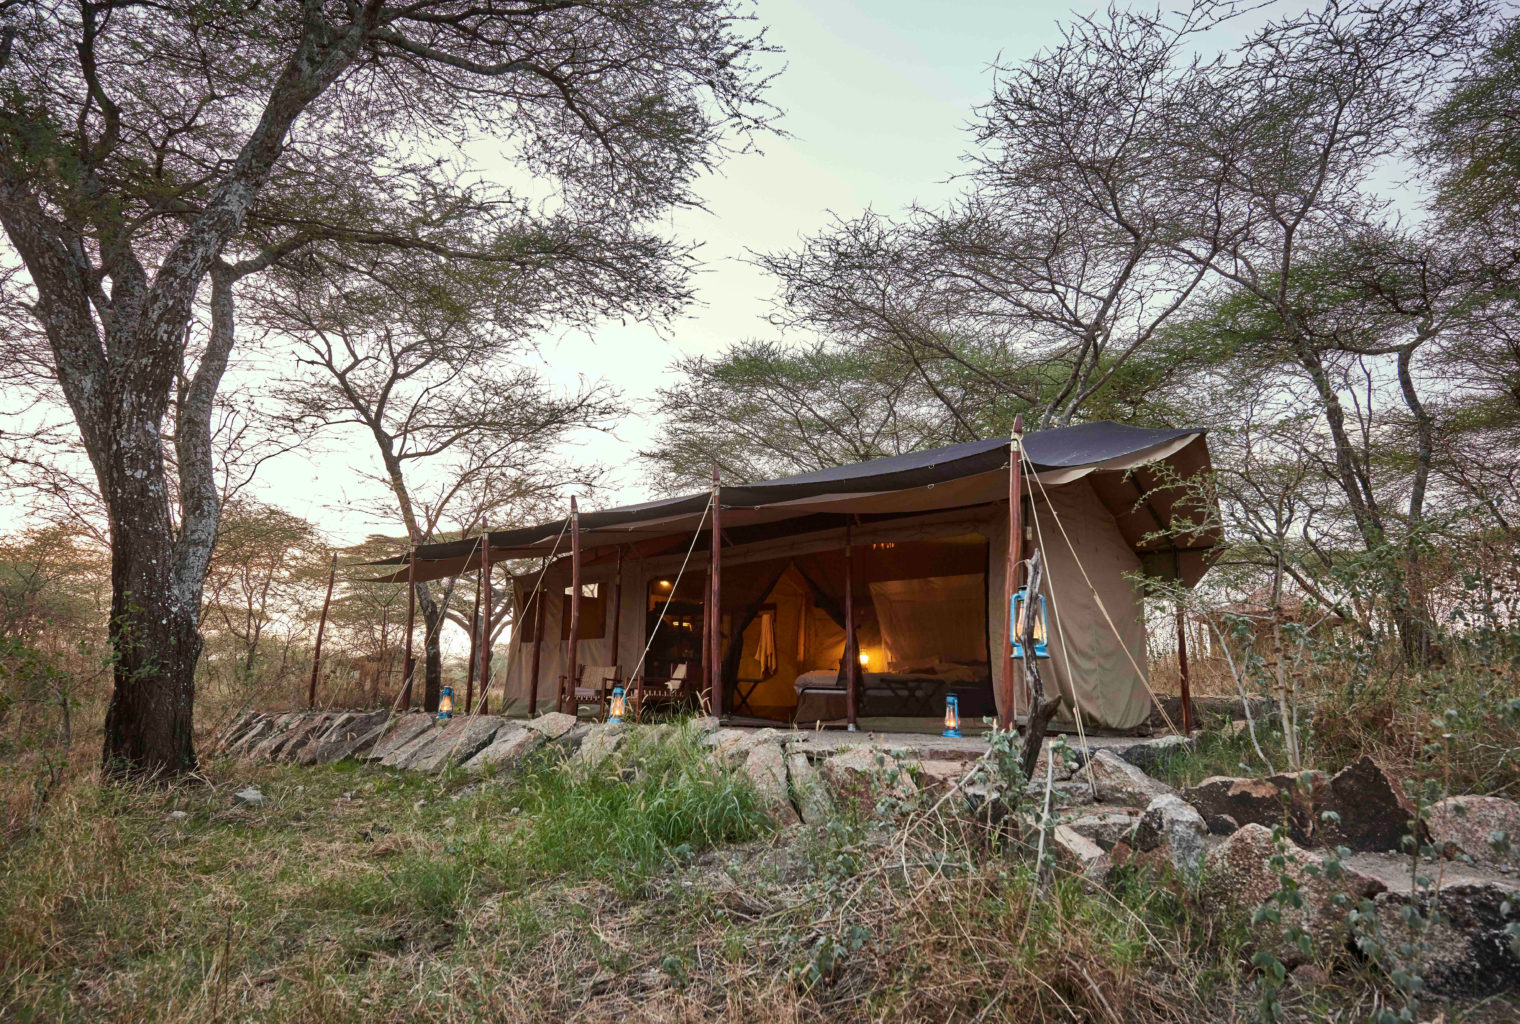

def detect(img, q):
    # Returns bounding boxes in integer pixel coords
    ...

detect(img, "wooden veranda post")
[465,538,481,714]
[710,466,724,720]
[402,547,416,709]
[1177,603,1194,733]
[610,546,623,671]
[480,527,493,713]
[1002,414,1025,731]
[565,497,582,714]
[844,524,859,732]
[528,569,545,716]
[308,552,338,708]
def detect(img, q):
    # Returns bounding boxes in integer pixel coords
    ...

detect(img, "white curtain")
[869,573,986,669]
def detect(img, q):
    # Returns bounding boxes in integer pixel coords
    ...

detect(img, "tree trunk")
[100,430,200,778]
[415,585,444,713]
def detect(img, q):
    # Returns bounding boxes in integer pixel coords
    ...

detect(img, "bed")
[792,661,992,722]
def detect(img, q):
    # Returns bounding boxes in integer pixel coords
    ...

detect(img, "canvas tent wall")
[370,422,1220,731]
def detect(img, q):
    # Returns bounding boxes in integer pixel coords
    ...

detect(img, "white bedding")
[792,663,984,694]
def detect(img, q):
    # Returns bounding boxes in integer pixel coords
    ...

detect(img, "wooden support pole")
[710,466,724,720]
[565,497,582,714]
[480,525,493,713]
[1002,414,1025,732]
[465,544,480,714]
[1177,602,1194,734]
[844,524,858,732]
[610,545,624,672]
[309,552,338,708]
[528,570,545,716]
[701,565,712,704]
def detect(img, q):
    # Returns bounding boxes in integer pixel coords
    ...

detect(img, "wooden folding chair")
[561,664,621,720]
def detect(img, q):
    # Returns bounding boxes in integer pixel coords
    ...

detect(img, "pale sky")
[235,1,1078,545]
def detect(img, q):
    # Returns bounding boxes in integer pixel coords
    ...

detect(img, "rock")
[820,746,917,815]
[1075,750,1177,807]
[249,713,329,762]
[167,810,189,821]
[1183,772,1326,845]
[465,726,543,772]
[524,711,578,741]
[1369,879,1520,996]
[572,720,630,769]
[233,787,265,806]
[1427,795,1519,867]
[1320,756,1418,853]
[1065,810,1142,851]
[1024,778,1101,809]
[1050,824,1107,879]
[1132,794,1208,876]
[1118,735,1194,775]
[686,716,722,736]
[405,716,505,772]
[705,727,782,766]
[742,742,798,825]
[306,711,393,764]
[366,714,435,761]
[1201,823,1385,967]
[1204,813,1240,836]
[227,717,274,754]
[380,720,447,768]
[786,752,833,824]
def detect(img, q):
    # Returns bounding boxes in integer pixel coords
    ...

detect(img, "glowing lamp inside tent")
[608,686,626,723]
[1011,590,1050,659]
[437,686,454,721]
[858,651,870,668]
[942,693,962,738]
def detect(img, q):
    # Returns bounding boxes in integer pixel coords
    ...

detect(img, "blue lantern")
[608,686,626,723]
[942,692,962,738]
[1010,590,1050,659]
[437,686,454,721]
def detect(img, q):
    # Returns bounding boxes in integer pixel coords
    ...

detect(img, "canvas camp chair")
[632,661,697,720]
[562,664,621,719]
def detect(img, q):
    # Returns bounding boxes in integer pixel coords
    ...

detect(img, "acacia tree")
[753,5,1226,439]
[0,0,773,777]
[269,252,624,709]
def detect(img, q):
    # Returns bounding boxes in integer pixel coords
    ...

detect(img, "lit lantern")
[437,685,454,721]
[942,693,962,738]
[858,651,870,668]
[1011,590,1050,659]
[608,686,627,723]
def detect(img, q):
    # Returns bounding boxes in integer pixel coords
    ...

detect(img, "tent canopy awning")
[366,421,1221,585]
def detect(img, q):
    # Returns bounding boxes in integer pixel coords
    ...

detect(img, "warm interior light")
[858,651,870,667]
[608,686,626,722]
[658,579,673,589]
[437,686,454,720]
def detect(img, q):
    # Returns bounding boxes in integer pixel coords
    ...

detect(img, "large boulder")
[786,752,833,824]
[297,710,391,764]
[820,746,917,816]
[742,742,798,826]
[1118,735,1194,776]
[1369,879,1520,996]
[227,716,275,755]
[465,726,543,773]
[705,727,783,767]
[1075,750,1176,807]
[366,713,435,762]
[250,713,332,762]
[1427,795,1520,867]
[1183,771,1327,845]
[571,720,630,769]
[405,715,505,772]
[379,720,447,768]
[1320,756,1418,853]
[1202,823,1385,967]
[524,712,578,741]
[1132,794,1208,876]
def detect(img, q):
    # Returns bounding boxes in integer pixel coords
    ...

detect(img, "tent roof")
[368,421,1220,585]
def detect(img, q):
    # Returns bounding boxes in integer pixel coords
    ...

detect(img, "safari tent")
[378,421,1220,733]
